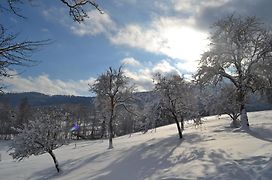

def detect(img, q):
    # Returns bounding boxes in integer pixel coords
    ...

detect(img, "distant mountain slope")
[0,91,158,107]
[0,92,94,107]
[0,91,271,112]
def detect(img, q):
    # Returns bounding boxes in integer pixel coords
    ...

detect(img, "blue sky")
[3,0,272,96]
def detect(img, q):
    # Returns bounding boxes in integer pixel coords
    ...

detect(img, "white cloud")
[172,0,230,12]
[66,7,210,74]
[172,0,195,12]
[124,68,154,92]
[2,59,191,95]
[123,59,182,92]
[3,72,95,96]
[152,60,179,74]
[110,17,209,73]
[110,24,166,53]
[121,57,141,67]
[113,0,137,7]
[70,10,116,36]
[41,28,49,33]
[176,61,199,74]
[42,7,69,26]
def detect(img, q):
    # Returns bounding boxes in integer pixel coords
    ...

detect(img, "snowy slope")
[0,111,272,180]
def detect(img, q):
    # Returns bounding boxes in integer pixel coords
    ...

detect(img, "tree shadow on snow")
[26,133,205,180]
[25,132,272,180]
[213,124,272,143]
[26,151,110,180]
[87,133,205,180]
[231,126,272,143]
[201,149,271,180]
[246,127,272,143]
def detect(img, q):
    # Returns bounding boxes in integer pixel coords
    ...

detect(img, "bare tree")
[195,15,272,130]
[139,102,161,133]
[90,66,134,149]
[154,74,195,139]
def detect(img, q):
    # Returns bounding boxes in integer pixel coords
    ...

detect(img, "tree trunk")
[240,105,249,130]
[230,119,240,128]
[108,118,114,149]
[48,150,60,173]
[229,113,241,128]
[237,87,249,130]
[180,116,184,131]
[174,117,183,139]
[108,96,114,149]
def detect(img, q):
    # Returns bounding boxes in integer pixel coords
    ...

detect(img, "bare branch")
[116,103,138,117]
[0,25,51,91]
[1,0,104,22]
[60,0,104,22]
[7,0,26,18]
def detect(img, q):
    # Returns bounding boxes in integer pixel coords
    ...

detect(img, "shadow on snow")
[26,132,271,180]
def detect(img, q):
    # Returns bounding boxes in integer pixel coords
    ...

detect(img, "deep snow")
[0,110,271,180]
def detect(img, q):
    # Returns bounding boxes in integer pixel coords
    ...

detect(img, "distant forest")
[0,90,271,140]
[0,92,93,107]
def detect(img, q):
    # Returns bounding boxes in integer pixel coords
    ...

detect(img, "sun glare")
[162,26,209,72]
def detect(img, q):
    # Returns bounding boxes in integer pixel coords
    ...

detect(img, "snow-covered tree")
[195,15,272,130]
[140,102,161,133]
[90,66,135,149]
[209,84,241,127]
[154,74,196,139]
[9,108,68,172]
[114,105,137,136]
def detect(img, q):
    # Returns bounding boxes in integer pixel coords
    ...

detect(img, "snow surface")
[0,110,272,180]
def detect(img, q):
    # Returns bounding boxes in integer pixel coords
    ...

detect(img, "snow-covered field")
[0,111,272,180]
